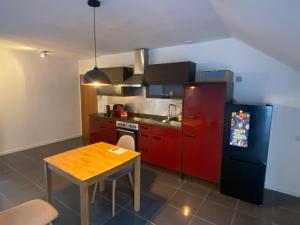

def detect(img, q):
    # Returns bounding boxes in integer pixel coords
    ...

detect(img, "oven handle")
[117,128,135,134]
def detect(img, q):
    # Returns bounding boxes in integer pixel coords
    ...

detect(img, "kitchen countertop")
[91,113,182,129]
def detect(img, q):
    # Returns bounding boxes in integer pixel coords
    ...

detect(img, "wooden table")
[44,142,141,225]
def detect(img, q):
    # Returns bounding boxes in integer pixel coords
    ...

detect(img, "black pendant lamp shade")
[82,0,111,86]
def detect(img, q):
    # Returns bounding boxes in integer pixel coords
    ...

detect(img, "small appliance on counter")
[105,105,111,115]
[112,104,128,117]
[220,103,273,204]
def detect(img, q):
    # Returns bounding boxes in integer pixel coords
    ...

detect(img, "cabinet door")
[89,117,117,144]
[163,136,181,171]
[138,132,152,162]
[150,135,164,166]
[183,83,226,183]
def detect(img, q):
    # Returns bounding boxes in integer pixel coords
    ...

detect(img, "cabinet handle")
[185,134,196,138]
[186,116,197,119]
[153,136,162,140]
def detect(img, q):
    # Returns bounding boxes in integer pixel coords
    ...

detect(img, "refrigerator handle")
[229,157,265,166]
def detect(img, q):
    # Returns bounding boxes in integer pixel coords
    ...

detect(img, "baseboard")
[265,183,300,198]
[0,134,82,156]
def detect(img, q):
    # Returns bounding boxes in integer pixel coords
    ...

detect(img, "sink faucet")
[168,104,176,121]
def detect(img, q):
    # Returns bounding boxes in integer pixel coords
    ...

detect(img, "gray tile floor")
[1,137,300,225]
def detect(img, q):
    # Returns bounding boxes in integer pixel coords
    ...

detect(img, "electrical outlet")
[235,76,243,82]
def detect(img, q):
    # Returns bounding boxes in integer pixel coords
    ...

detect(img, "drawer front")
[139,133,152,146]
[164,127,181,137]
[151,126,165,136]
[139,124,152,134]
[99,118,116,128]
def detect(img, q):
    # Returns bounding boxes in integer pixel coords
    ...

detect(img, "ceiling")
[0,0,299,70]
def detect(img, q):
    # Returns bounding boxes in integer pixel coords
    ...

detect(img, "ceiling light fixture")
[82,0,111,86]
[184,40,193,44]
[40,50,48,58]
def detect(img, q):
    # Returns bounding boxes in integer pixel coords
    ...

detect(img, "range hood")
[121,48,149,87]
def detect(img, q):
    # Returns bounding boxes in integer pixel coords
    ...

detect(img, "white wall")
[0,48,81,155]
[79,38,300,197]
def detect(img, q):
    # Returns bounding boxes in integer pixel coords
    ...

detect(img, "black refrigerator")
[220,103,273,204]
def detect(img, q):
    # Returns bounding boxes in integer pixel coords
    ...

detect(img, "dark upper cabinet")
[145,61,196,84]
[146,84,184,99]
[101,67,132,84]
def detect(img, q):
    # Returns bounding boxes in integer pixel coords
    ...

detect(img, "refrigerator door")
[222,104,273,164]
[221,157,266,204]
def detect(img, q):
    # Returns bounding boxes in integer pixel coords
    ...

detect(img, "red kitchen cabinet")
[162,129,181,171]
[89,116,117,144]
[138,131,152,162]
[182,83,229,183]
[138,123,181,172]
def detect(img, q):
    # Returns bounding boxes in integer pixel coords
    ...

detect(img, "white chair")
[91,135,135,216]
[0,199,58,225]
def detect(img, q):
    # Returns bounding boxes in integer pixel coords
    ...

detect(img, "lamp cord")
[93,6,97,67]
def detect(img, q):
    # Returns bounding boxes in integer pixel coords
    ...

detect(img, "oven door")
[116,128,138,150]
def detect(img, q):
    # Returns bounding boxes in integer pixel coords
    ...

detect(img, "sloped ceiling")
[211,0,300,71]
[0,0,299,70]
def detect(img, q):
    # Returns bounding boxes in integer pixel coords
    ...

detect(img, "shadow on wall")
[265,103,300,196]
[0,49,28,154]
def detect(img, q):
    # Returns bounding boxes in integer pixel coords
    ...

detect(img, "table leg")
[99,179,105,192]
[44,162,52,203]
[134,156,141,212]
[80,183,89,225]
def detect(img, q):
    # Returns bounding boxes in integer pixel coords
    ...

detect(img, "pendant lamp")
[82,0,111,85]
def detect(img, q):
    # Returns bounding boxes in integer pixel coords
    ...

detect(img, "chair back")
[117,135,135,151]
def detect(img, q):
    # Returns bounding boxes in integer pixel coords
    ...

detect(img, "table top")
[44,142,140,182]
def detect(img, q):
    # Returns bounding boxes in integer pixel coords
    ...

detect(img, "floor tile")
[54,184,80,213]
[142,180,177,201]
[232,212,267,225]
[168,190,204,215]
[125,192,166,220]
[180,178,211,197]
[90,195,122,225]
[189,216,216,225]
[99,186,133,208]
[0,193,13,211]
[156,171,185,188]
[271,206,300,225]
[103,209,148,225]
[266,189,300,213]
[52,199,81,225]
[207,190,238,209]
[237,200,272,220]
[196,199,234,225]
[3,183,45,205]
[0,163,12,175]
[150,204,193,225]
[0,170,30,194]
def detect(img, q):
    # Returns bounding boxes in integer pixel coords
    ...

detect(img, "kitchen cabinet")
[145,61,196,84]
[182,82,231,183]
[138,124,181,171]
[80,75,97,143]
[146,84,184,99]
[89,115,117,144]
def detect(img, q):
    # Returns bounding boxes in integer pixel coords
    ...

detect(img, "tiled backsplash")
[98,88,182,117]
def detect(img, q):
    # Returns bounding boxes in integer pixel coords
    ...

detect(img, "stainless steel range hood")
[121,48,149,87]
